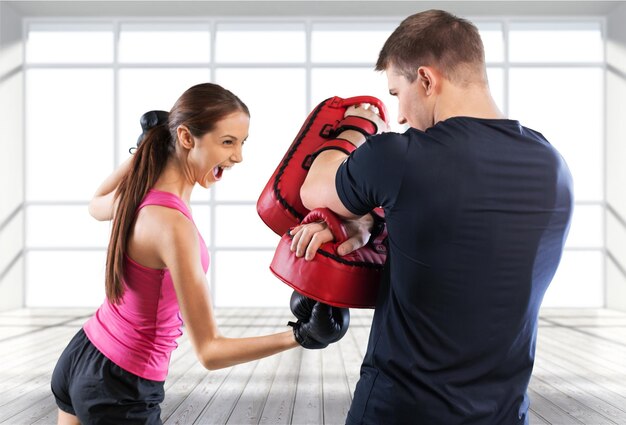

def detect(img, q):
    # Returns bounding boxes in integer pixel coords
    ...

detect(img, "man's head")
[377,9,486,85]
[376,10,488,129]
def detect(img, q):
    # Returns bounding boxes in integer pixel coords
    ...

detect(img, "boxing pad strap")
[369,208,386,242]
[300,207,388,262]
[302,138,356,170]
[322,115,378,139]
[301,208,350,243]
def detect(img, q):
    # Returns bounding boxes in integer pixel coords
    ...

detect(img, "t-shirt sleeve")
[335,132,409,216]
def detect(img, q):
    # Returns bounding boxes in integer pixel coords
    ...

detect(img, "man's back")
[337,117,573,424]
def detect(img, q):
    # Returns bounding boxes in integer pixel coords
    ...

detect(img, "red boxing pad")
[270,208,387,309]
[257,95,388,236]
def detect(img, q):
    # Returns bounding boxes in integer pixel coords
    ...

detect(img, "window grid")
[22,16,606,306]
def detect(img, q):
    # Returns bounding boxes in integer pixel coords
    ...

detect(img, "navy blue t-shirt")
[337,117,573,425]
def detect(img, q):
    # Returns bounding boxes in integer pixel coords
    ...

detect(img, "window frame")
[22,16,607,307]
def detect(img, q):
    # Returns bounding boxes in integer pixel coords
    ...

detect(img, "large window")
[24,18,604,307]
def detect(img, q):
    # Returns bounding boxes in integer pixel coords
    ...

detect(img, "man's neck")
[433,82,505,124]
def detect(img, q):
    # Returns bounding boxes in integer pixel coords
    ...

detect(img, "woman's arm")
[159,211,298,370]
[88,157,133,221]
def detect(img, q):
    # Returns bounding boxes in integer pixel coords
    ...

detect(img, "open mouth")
[213,166,224,181]
[213,165,233,181]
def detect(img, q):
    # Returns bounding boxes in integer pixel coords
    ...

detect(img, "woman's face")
[186,111,250,189]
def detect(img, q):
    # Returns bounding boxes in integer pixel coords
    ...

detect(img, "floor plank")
[0,307,625,424]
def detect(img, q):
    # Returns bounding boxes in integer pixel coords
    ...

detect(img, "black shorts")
[51,328,165,424]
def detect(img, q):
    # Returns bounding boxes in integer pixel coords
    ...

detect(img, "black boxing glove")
[288,300,350,349]
[289,290,317,322]
[130,110,169,153]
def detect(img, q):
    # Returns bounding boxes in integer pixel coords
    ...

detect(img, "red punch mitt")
[270,208,387,309]
[257,95,388,237]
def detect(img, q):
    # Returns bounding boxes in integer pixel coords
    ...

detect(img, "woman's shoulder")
[138,204,195,231]
[125,204,199,270]
[135,205,198,246]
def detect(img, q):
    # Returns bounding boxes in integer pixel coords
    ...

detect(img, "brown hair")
[376,9,486,84]
[105,83,249,304]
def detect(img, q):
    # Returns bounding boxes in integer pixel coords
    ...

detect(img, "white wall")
[606,1,626,311]
[3,0,625,310]
[0,1,25,311]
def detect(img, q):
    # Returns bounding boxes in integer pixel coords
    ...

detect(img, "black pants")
[51,328,165,424]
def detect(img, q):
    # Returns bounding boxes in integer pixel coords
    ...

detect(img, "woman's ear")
[176,125,195,149]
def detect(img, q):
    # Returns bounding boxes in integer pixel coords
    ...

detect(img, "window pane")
[190,187,213,203]
[0,74,24,219]
[0,213,23,274]
[119,23,210,63]
[26,251,106,307]
[607,72,626,215]
[189,205,211,239]
[542,250,603,307]
[118,68,210,162]
[215,205,279,247]
[509,67,603,202]
[509,22,603,63]
[27,23,113,63]
[311,23,395,63]
[26,206,110,248]
[478,23,504,63]
[565,204,603,248]
[216,23,305,63]
[607,211,626,263]
[214,68,306,201]
[312,68,403,132]
[26,69,114,201]
[214,251,293,307]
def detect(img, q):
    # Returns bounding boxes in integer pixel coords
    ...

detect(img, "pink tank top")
[84,189,209,381]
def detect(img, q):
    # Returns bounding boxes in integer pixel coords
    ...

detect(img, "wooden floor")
[0,308,625,424]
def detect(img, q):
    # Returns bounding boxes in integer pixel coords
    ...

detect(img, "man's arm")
[300,130,364,220]
[295,105,386,260]
[301,103,386,217]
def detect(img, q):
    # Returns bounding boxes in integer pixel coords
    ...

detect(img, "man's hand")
[345,103,389,133]
[335,103,389,148]
[290,214,374,261]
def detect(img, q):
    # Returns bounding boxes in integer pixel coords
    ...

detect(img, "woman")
[51,83,347,424]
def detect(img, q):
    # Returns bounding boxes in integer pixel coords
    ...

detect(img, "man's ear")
[176,125,194,149]
[417,66,438,96]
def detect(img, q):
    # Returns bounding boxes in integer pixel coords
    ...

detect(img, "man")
[291,9,573,425]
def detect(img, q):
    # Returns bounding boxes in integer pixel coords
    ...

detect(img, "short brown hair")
[376,10,486,84]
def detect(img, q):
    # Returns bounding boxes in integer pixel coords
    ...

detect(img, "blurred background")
[0,0,624,311]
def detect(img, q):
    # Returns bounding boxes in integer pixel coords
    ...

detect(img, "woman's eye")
[223,140,234,145]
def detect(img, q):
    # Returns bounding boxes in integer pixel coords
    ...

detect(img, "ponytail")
[104,83,249,304]
[105,121,172,304]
